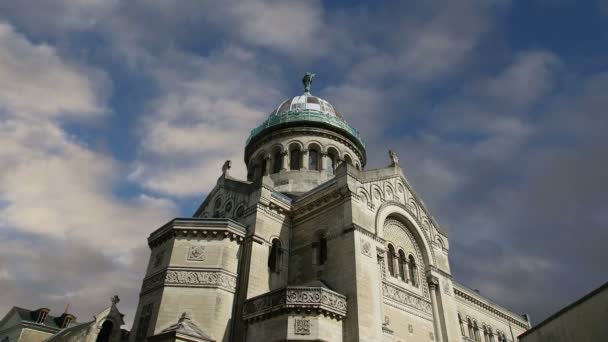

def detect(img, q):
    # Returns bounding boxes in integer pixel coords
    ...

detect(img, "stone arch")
[408,198,419,218]
[357,187,370,206]
[384,182,395,201]
[371,184,384,203]
[343,153,354,166]
[375,201,436,267]
[286,139,305,150]
[305,140,323,151]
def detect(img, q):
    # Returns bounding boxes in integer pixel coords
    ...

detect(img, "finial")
[222,160,232,177]
[111,295,120,306]
[179,312,191,322]
[302,72,315,94]
[388,149,399,166]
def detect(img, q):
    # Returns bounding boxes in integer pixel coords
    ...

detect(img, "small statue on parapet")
[388,149,399,166]
[222,160,232,177]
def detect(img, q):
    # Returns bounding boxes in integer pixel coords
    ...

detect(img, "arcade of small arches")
[247,140,361,181]
[458,313,510,342]
[386,243,420,288]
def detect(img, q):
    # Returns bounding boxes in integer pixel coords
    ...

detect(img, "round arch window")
[214,197,222,210]
[225,202,233,213]
[236,206,245,218]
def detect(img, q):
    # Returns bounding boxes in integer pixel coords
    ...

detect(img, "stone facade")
[130,75,532,341]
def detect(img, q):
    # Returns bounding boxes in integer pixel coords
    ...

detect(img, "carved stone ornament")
[294,319,311,335]
[361,239,372,258]
[141,269,237,294]
[243,286,347,321]
[187,245,205,261]
[382,282,432,315]
[443,281,451,296]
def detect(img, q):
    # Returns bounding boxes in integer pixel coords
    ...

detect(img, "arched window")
[308,149,319,171]
[387,244,396,277]
[290,148,301,170]
[468,318,474,338]
[474,321,481,342]
[268,239,282,273]
[261,160,267,176]
[398,250,406,281]
[344,154,353,166]
[273,151,283,173]
[458,314,465,336]
[327,151,337,175]
[408,255,418,287]
[96,320,114,342]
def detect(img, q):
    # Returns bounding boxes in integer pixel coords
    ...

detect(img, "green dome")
[246,93,365,149]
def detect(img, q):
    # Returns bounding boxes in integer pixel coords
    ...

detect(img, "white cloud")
[0,21,106,118]
[129,48,284,196]
[0,20,175,325]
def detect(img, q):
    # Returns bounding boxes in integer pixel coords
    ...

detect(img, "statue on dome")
[302,72,315,94]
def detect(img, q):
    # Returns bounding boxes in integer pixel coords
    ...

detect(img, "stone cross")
[111,295,120,305]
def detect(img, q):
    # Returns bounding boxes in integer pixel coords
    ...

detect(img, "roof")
[43,321,92,341]
[245,74,365,151]
[4,307,74,331]
[155,313,215,342]
[518,280,608,339]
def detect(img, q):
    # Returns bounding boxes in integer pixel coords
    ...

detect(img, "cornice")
[148,218,247,248]
[453,284,529,329]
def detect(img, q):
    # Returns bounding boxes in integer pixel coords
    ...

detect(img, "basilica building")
[128,73,531,342]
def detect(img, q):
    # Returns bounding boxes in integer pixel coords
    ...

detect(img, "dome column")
[281,151,289,171]
[320,151,328,172]
[301,150,309,170]
[264,156,271,176]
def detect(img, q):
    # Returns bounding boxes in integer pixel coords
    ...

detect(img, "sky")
[0,0,607,329]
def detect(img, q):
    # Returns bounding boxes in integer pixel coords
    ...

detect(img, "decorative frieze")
[382,282,432,316]
[141,269,237,295]
[243,286,347,321]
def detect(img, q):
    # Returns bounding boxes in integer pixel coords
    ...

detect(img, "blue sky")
[0,0,607,328]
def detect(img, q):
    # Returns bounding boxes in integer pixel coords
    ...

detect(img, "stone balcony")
[243,286,347,321]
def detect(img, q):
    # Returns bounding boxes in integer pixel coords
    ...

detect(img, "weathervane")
[302,72,315,94]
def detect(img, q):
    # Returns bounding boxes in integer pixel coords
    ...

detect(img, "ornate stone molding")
[148,218,247,248]
[243,286,347,322]
[343,223,386,244]
[141,269,237,295]
[382,281,432,317]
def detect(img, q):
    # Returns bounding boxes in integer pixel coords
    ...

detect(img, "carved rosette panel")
[141,269,237,294]
[243,287,347,321]
[360,238,373,258]
[294,319,311,335]
[187,245,205,261]
[382,282,432,316]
